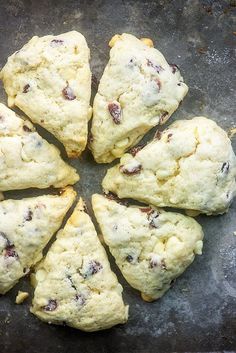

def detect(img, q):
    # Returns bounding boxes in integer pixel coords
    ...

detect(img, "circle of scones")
[0,31,235,332]
[92,194,203,301]
[102,117,236,215]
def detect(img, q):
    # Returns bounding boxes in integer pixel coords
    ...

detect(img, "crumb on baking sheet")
[228,127,236,139]
[15,291,29,304]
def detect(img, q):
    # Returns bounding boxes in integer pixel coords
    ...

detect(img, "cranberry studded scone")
[92,194,203,301]
[31,198,128,332]
[0,31,92,157]
[90,33,188,163]
[103,117,236,215]
[0,187,76,294]
[0,103,79,191]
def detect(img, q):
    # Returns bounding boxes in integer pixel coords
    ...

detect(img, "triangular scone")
[92,194,203,301]
[0,187,76,294]
[0,31,92,157]
[103,117,236,215]
[0,103,79,191]
[90,33,188,163]
[31,198,128,332]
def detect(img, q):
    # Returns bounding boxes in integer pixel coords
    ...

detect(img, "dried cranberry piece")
[147,59,164,73]
[84,260,103,278]
[154,130,162,140]
[119,163,142,175]
[159,111,169,124]
[155,78,161,91]
[4,245,18,259]
[126,255,134,263]
[50,39,64,47]
[62,83,76,100]
[42,299,58,311]
[221,162,230,173]
[0,115,4,122]
[104,191,117,202]
[129,144,146,156]
[24,209,33,222]
[23,84,30,93]
[104,192,129,206]
[147,210,159,228]
[23,125,32,133]
[139,207,152,213]
[108,102,122,124]
[167,133,173,142]
[89,260,103,275]
[169,64,179,74]
[75,294,86,306]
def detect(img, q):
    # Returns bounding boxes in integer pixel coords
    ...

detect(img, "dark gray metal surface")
[0,0,235,352]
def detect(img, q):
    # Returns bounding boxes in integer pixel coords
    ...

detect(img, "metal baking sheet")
[0,0,235,352]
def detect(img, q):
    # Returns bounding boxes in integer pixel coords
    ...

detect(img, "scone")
[0,187,76,294]
[0,103,79,191]
[90,33,188,163]
[31,199,128,332]
[0,31,92,157]
[102,117,236,215]
[92,194,203,301]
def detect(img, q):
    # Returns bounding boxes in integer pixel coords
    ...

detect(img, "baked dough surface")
[103,117,236,215]
[31,199,128,331]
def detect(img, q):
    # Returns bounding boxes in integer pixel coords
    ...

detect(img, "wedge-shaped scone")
[0,187,76,294]
[103,117,236,215]
[92,194,203,301]
[0,103,79,191]
[0,31,92,157]
[31,198,128,332]
[90,33,188,163]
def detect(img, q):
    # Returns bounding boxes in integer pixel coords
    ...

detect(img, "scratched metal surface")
[0,0,235,352]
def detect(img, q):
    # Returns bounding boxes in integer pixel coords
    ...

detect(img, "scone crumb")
[194,240,203,255]
[228,127,236,139]
[15,291,29,304]
[140,37,154,47]
[233,231,236,236]
[109,34,122,47]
